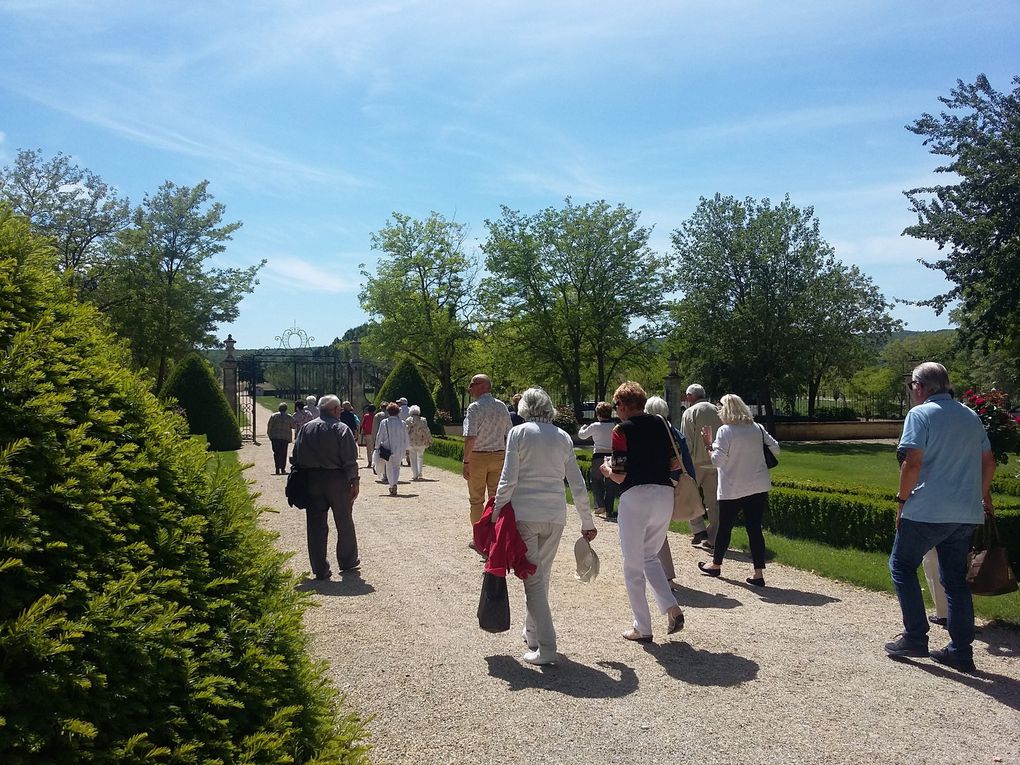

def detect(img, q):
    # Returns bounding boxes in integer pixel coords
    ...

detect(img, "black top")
[611,413,676,493]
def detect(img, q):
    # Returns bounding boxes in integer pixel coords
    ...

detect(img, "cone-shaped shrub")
[160,352,241,451]
[376,357,441,434]
[0,210,368,763]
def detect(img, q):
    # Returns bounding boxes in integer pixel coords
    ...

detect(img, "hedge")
[0,210,368,763]
[375,357,442,435]
[160,351,241,451]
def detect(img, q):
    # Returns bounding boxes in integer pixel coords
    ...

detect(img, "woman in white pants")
[375,402,409,496]
[404,405,433,480]
[600,381,685,641]
[492,387,596,665]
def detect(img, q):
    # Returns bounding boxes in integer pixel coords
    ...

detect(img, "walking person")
[291,395,361,580]
[405,405,433,480]
[463,374,512,547]
[885,362,995,673]
[681,384,723,549]
[266,402,295,474]
[697,394,779,586]
[578,401,618,518]
[361,404,376,469]
[599,381,685,642]
[376,402,410,496]
[492,387,597,665]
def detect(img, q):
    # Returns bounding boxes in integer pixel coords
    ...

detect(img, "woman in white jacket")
[376,402,410,496]
[697,394,779,586]
[492,387,597,666]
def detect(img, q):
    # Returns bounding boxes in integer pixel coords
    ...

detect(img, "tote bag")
[477,572,511,632]
[967,516,1018,596]
[657,415,704,522]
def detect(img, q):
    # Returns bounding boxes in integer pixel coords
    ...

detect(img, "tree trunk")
[807,373,822,419]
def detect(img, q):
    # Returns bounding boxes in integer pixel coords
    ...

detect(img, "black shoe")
[691,531,708,547]
[928,615,948,628]
[667,609,685,634]
[929,646,976,674]
[313,572,332,581]
[746,576,766,587]
[698,561,721,577]
[884,634,928,658]
[338,560,361,573]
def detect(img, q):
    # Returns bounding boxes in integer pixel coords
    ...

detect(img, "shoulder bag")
[477,571,511,632]
[758,424,779,469]
[657,415,704,522]
[967,515,1018,596]
[377,419,393,461]
[285,466,311,509]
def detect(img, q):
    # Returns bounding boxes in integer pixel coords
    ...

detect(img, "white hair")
[409,405,421,417]
[686,384,706,400]
[518,387,555,421]
[317,394,341,413]
[644,396,670,418]
[305,395,318,406]
[718,394,754,425]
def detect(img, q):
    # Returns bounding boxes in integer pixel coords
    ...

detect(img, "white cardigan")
[493,421,594,529]
[709,423,780,500]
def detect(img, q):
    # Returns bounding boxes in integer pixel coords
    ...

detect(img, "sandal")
[621,628,653,643]
[698,561,721,577]
[667,609,685,634]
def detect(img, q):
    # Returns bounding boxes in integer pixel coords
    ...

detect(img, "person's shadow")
[296,571,375,597]
[891,657,1020,711]
[669,583,743,610]
[485,655,639,698]
[732,580,841,607]
[642,640,759,687]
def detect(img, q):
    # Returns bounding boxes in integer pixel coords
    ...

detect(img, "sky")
[2,1,1017,350]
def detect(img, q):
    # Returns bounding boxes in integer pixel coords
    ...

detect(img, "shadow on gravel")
[892,658,1020,711]
[670,584,743,610]
[295,573,376,597]
[484,655,638,698]
[732,581,841,607]
[641,641,759,687]
[976,624,1020,659]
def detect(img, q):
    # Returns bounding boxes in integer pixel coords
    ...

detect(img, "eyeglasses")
[908,380,922,390]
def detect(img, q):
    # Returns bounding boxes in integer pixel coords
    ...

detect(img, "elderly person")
[681,384,723,549]
[492,387,597,665]
[405,405,433,480]
[304,394,320,419]
[578,401,618,518]
[600,382,685,641]
[463,374,512,544]
[266,402,295,474]
[698,394,779,586]
[291,395,361,579]
[375,402,410,496]
[644,396,696,588]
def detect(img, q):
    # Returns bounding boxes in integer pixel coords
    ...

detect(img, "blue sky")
[2,1,1017,349]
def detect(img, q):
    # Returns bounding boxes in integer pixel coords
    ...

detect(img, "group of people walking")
[273,359,997,675]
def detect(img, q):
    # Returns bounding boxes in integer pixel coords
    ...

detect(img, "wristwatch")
[895,495,906,504]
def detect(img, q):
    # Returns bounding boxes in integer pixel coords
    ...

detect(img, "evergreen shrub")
[0,211,368,764]
[160,352,241,451]
[375,357,441,434]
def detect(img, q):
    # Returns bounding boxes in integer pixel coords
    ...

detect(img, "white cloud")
[262,256,358,294]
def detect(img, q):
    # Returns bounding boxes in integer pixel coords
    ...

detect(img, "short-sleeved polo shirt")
[899,393,990,524]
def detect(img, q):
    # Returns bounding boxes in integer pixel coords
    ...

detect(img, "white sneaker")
[522,649,556,666]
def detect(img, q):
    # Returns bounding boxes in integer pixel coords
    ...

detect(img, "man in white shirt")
[462,374,512,543]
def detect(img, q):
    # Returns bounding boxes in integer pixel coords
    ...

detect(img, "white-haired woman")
[405,405,433,480]
[698,394,779,586]
[492,387,597,665]
[643,396,696,588]
[376,402,409,496]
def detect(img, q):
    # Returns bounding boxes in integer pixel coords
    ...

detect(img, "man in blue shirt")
[885,362,996,673]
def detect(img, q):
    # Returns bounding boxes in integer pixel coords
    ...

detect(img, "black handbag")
[285,466,310,509]
[378,445,392,461]
[758,425,779,469]
[477,571,510,633]
[967,516,1019,596]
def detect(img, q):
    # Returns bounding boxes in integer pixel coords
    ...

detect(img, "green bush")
[993,475,1020,497]
[553,405,579,436]
[428,436,465,462]
[0,210,368,764]
[375,357,441,434]
[160,351,241,451]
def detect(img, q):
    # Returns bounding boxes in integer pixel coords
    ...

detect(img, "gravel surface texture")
[243,408,1019,765]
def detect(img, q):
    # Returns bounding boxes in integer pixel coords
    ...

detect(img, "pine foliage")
[0,210,369,764]
[375,357,441,434]
[160,352,241,451]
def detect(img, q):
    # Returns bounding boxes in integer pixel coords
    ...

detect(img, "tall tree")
[97,180,262,390]
[359,212,476,416]
[670,194,895,427]
[904,74,1020,359]
[481,199,668,418]
[0,148,129,284]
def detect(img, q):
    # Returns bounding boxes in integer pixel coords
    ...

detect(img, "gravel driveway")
[243,410,1019,765]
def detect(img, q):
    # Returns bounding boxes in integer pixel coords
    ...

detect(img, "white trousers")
[922,548,949,619]
[516,520,564,660]
[383,456,401,487]
[409,446,426,478]
[617,483,678,635]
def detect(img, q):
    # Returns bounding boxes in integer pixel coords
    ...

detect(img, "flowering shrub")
[962,388,1020,465]
[434,408,452,425]
[553,405,579,436]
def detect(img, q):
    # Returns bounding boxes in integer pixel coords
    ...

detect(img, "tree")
[160,351,241,450]
[670,194,896,427]
[96,180,263,390]
[481,199,669,418]
[904,74,1020,359]
[0,148,130,284]
[375,356,441,434]
[359,212,476,417]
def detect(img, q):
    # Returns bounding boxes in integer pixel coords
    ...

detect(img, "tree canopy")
[481,198,668,418]
[904,73,1020,359]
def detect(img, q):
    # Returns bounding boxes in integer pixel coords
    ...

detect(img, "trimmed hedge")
[160,351,241,451]
[375,357,441,435]
[0,210,368,763]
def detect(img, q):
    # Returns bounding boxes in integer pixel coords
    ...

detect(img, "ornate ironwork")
[274,323,314,349]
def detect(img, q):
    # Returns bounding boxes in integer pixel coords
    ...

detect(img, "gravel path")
[242,408,1019,765]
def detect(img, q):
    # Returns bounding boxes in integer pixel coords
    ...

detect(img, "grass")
[425,442,1020,626]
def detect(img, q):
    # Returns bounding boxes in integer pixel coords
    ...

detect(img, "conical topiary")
[0,209,368,763]
[160,351,241,451]
[375,356,441,434]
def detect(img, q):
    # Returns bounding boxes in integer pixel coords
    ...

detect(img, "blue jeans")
[889,519,978,658]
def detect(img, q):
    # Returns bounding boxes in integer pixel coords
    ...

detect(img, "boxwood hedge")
[0,210,368,764]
